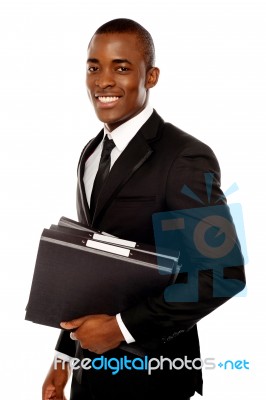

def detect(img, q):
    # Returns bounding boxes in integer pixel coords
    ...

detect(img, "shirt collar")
[103,105,153,152]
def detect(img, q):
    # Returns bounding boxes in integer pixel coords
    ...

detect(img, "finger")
[60,315,89,330]
[42,383,56,400]
[70,332,77,340]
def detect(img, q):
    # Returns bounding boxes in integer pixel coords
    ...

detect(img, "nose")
[95,70,115,89]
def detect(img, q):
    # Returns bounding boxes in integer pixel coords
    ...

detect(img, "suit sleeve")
[121,140,246,348]
[55,329,76,357]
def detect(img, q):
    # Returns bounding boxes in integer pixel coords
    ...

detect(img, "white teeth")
[97,96,119,103]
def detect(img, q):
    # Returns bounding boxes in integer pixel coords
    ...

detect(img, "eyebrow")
[87,58,132,65]
[112,59,132,65]
[87,58,99,64]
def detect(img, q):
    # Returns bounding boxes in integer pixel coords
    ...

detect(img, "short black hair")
[93,18,155,69]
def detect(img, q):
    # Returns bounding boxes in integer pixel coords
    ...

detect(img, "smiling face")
[86,33,159,131]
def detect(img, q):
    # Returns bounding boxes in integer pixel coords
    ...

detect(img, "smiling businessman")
[42,18,245,400]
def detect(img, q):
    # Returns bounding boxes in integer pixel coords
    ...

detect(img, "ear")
[145,67,160,89]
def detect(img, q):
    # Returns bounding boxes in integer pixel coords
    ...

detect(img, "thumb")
[60,315,89,330]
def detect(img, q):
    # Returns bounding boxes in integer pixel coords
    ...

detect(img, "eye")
[117,67,129,72]
[87,66,99,73]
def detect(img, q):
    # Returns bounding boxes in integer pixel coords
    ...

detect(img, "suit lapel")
[77,130,104,225]
[77,110,164,226]
[92,133,153,224]
[92,111,164,225]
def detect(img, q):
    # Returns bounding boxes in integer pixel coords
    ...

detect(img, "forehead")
[87,33,145,64]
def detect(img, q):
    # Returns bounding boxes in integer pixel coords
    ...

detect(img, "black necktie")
[90,135,116,216]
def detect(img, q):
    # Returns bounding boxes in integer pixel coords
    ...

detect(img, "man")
[42,18,245,399]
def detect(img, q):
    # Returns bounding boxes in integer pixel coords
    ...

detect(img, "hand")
[42,360,70,400]
[60,314,124,354]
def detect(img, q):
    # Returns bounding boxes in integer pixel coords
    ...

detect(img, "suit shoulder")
[162,121,217,158]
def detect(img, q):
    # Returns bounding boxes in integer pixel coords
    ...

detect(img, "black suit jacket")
[56,110,245,396]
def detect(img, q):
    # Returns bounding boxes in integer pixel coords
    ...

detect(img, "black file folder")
[56,216,155,253]
[25,223,180,329]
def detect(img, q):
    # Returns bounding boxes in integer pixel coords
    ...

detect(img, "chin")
[96,112,124,126]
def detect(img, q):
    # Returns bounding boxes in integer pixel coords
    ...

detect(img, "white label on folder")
[86,239,131,257]
[92,233,136,248]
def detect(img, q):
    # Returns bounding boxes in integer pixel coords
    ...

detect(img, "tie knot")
[102,135,116,154]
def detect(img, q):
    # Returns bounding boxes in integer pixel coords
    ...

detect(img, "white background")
[0,0,265,398]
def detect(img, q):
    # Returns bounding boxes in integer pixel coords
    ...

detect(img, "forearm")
[121,264,245,344]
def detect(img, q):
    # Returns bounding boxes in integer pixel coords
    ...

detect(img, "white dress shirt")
[55,105,153,362]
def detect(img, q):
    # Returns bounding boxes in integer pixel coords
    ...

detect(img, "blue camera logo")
[152,175,247,302]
